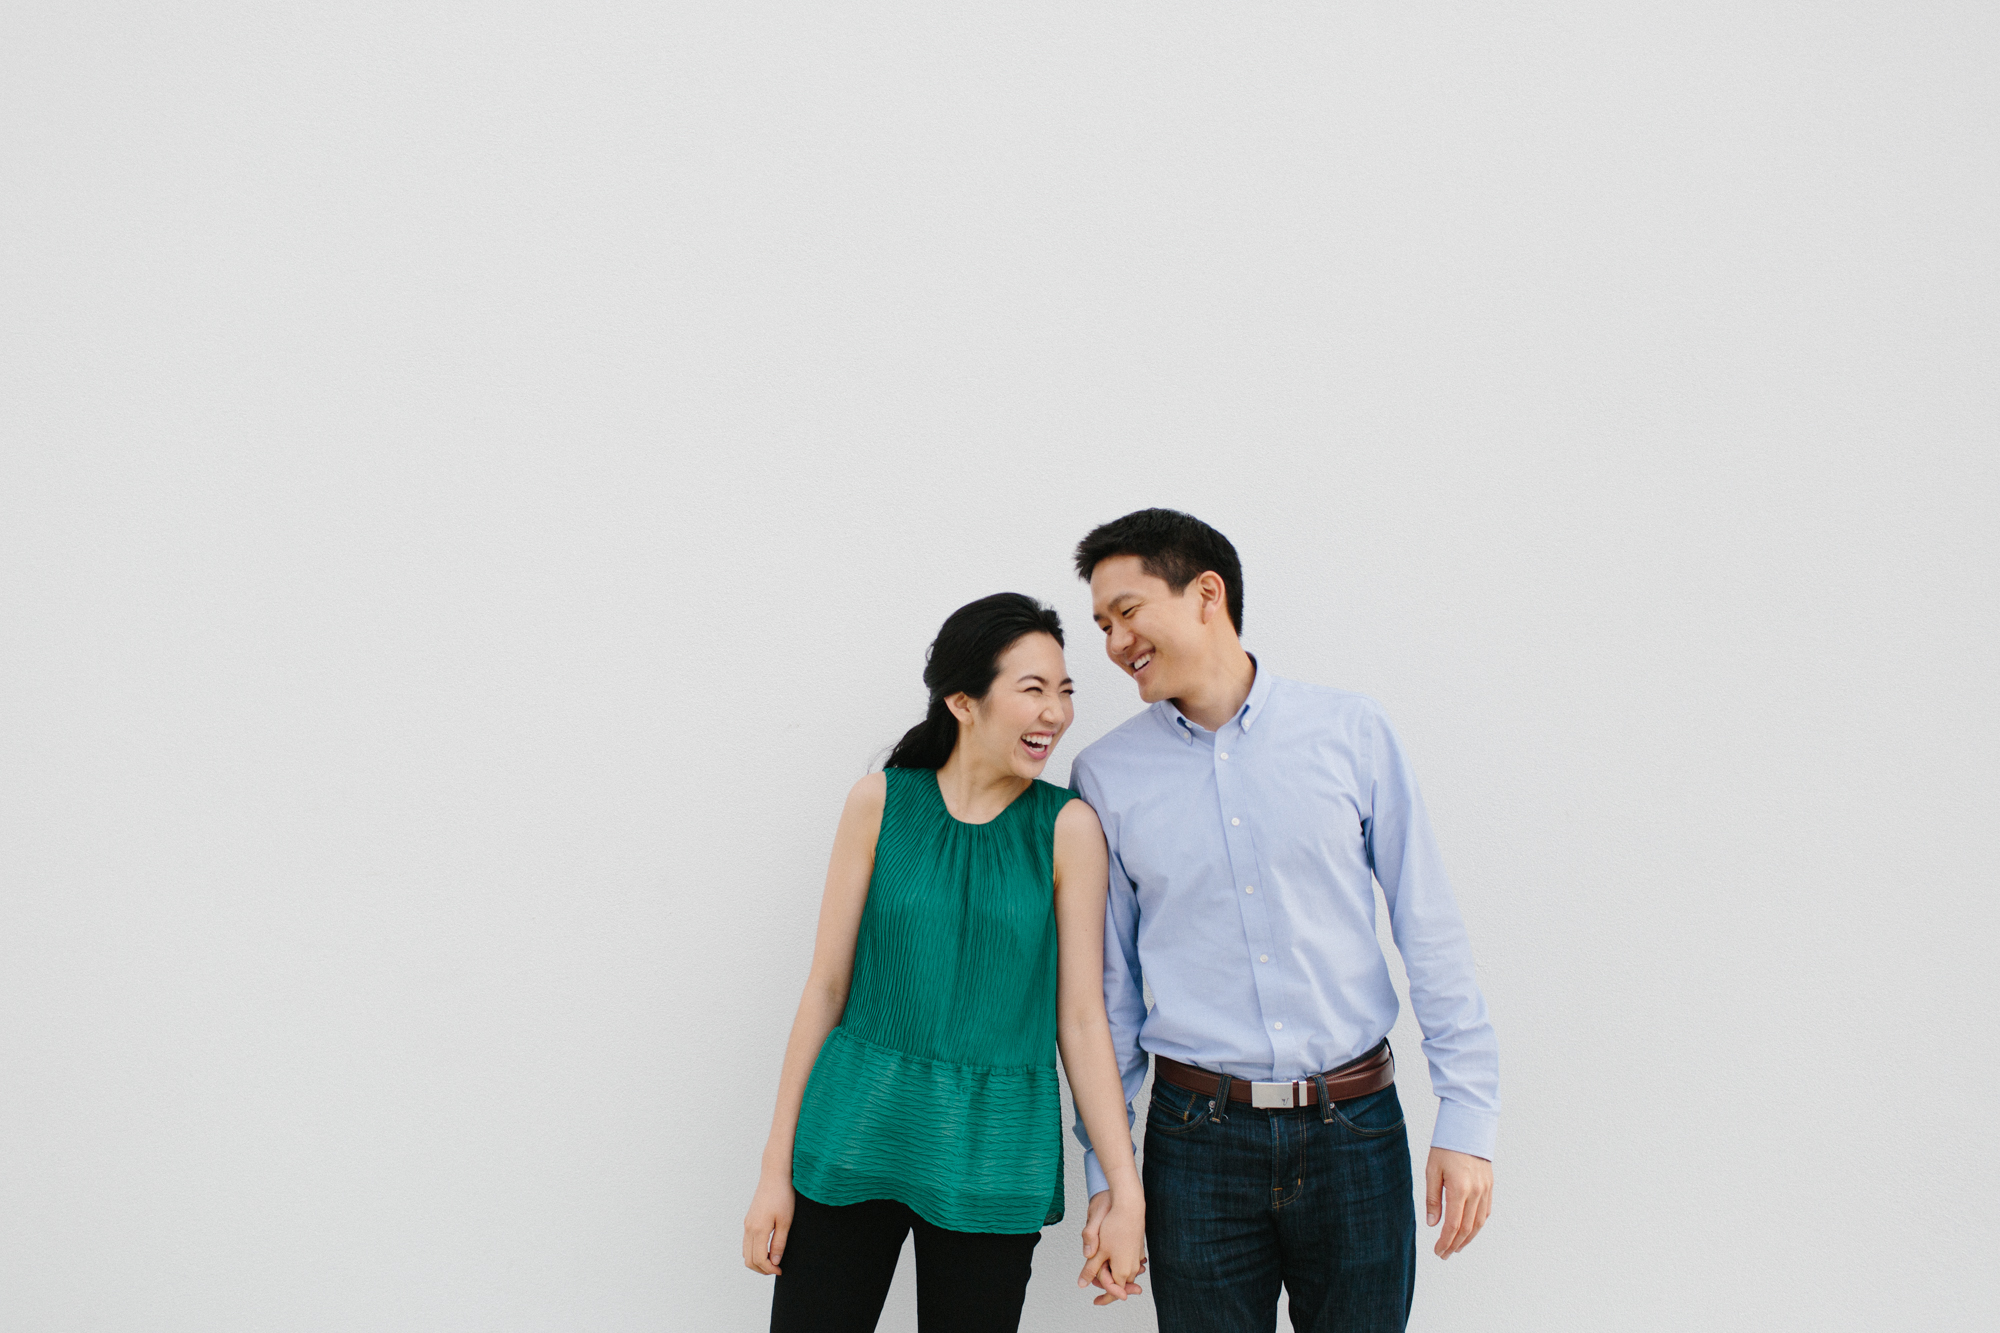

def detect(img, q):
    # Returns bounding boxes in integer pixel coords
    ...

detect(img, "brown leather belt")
[1155,1039,1394,1109]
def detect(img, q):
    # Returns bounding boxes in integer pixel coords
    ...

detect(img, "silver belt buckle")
[1250,1080,1298,1109]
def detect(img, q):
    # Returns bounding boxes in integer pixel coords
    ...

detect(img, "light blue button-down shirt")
[1070,662,1499,1196]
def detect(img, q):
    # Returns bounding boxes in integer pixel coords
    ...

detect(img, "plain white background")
[3,4,1995,1330]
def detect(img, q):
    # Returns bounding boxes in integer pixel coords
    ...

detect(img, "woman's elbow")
[1057,1003,1108,1043]
[806,972,850,1013]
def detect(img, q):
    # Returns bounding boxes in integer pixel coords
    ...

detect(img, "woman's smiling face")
[950,631,1075,780]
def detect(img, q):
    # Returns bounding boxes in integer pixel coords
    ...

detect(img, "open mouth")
[1130,653,1153,677]
[1020,732,1054,760]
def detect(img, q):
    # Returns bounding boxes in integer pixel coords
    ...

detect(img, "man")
[1067,509,1498,1331]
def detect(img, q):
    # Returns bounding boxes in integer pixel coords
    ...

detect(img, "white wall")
[3,4,1995,1330]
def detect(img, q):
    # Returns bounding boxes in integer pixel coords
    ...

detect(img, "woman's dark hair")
[884,593,1065,770]
[1073,507,1244,634]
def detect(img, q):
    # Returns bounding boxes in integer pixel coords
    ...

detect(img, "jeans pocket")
[1147,1081,1216,1137]
[1330,1084,1406,1138]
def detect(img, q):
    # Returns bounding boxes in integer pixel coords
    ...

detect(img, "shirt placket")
[1212,712,1290,1076]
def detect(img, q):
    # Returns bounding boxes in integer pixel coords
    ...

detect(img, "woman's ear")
[944,692,975,726]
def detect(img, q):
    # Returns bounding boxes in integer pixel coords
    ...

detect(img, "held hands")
[1076,1188,1147,1305]
[742,1170,795,1276]
[1424,1147,1493,1259]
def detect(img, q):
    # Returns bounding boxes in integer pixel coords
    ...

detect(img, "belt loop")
[1312,1073,1333,1124]
[1211,1072,1232,1122]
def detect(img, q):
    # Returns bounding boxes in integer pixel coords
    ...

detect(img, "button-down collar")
[1159,654,1274,741]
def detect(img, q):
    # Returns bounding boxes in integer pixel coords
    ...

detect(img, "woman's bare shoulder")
[1054,793,1104,841]
[845,771,888,815]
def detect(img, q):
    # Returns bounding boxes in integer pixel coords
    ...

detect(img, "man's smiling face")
[1088,554,1208,705]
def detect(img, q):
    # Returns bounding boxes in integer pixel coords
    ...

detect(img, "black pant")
[769,1192,1041,1333]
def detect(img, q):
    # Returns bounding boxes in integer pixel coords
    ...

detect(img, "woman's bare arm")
[1052,797,1146,1302]
[742,773,885,1276]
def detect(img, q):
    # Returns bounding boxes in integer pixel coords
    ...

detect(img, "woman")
[742,593,1146,1332]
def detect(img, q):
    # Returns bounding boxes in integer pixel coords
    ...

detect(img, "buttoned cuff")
[1430,1100,1498,1161]
[1083,1149,1109,1199]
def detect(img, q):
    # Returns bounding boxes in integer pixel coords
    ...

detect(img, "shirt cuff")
[1083,1148,1110,1198]
[1431,1100,1499,1161]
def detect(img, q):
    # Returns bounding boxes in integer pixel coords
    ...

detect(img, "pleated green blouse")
[792,766,1072,1233]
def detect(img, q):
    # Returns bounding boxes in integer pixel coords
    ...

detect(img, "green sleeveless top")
[792,766,1073,1234]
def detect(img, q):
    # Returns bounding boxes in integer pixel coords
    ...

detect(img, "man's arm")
[1365,704,1499,1257]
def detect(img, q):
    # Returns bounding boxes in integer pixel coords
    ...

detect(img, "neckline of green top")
[928,768,1038,828]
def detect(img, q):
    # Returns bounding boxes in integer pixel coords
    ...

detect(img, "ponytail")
[885,700,961,770]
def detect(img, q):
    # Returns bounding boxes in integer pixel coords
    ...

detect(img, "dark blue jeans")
[1143,1076,1416,1333]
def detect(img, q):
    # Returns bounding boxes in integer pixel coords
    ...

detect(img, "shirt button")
[1273,1022,1283,1030]
[1244,885,1255,894]
[1219,751,1229,760]
[1231,818,1240,826]
[1259,954,1269,962]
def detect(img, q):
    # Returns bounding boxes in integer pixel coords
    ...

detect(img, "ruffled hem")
[793,1027,1064,1233]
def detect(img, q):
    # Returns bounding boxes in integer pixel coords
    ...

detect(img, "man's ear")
[1196,571,1229,624]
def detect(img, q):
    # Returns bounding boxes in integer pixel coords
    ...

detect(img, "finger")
[1453,1189,1492,1255]
[1453,1197,1484,1254]
[1077,1252,1107,1290]
[1094,1264,1126,1301]
[1458,1184,1493,1254]
[1449,1198,1480,1256]
[1094,1280,1142,1303]
[1435,1183,1466,1258]
[1425,1157,1443,1227]
[1452,1190,1482,1256]
[752,1234,781,1277]
[1080,1225,1098,1258]
[769,1224,789,1268]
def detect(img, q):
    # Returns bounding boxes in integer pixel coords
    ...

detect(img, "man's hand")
[1424,1147,1492,1259]
[1077,1189,1146,1304]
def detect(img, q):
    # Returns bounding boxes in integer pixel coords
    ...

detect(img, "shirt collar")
[1239,654,1274,731]
[1159,653,1273,742]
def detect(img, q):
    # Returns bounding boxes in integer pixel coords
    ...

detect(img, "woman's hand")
[742,1170,796,1276]
[1076,1188,1147,1304]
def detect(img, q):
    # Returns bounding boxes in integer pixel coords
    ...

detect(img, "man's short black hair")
[1074,508,1244,634]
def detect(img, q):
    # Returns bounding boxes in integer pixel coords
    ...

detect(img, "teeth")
[1133,656,1152,671]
